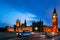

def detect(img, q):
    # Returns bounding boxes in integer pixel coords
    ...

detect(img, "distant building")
[7,8,59,33]
[43,8,58,33]
[43,25,52,32]
[32,20,43,32]
[24,19,27,27]
[16,19,20,27]
[7,27,14,32]
[0,28,6,32]
[7,19,32,32]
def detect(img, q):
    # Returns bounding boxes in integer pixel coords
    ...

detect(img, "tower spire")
[53,8,57,13]
[24,19,27,27]
[52,8,57,16]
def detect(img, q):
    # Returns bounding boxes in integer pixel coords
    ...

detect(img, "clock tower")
[52,8,58,32]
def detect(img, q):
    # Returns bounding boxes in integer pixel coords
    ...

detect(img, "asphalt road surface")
[0,32,60,40]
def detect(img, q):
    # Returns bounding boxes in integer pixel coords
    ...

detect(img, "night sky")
[0,0,60,28]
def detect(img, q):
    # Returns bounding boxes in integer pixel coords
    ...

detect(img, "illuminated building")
[43,8,58,33]
[52,8,58,32]
[16,19,20,32]
[7,19,32,32]
[43,25,52,33]
[16,19,20,27]
[7,27,14,32]
[32,20,43,32]
[7,8,59,33]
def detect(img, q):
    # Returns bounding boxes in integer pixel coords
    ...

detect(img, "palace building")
[7,19,32,32]
[7,8,58,33]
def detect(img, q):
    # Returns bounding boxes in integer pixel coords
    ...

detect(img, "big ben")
[52,8,58,32]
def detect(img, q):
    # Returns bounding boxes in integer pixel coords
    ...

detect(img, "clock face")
[53,16,55,18]
[53,15,58,18]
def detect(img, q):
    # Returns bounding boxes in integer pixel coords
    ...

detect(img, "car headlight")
[19,33,21,35]
[16,33,18,35]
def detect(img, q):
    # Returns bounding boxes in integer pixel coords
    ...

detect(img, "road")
[0,32,60,40]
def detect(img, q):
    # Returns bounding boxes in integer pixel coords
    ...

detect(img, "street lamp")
[35,27,38,32]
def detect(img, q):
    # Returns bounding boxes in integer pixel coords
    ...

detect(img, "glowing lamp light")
[16,33,18,35]
[35,27,38,30]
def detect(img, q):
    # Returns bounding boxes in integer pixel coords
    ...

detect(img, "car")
[16,32,21,37]
[40,32,47,35]
[40,32,47,37]
[17,30,31,37]
[47,32,58,36]
[31,32,35,35]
